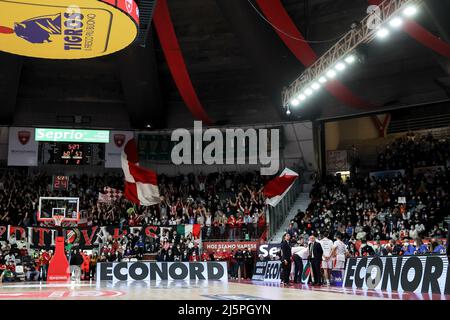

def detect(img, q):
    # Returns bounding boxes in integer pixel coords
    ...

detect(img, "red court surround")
[47,237,70,282]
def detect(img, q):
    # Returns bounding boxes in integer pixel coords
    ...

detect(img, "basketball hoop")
[53,215,65,227]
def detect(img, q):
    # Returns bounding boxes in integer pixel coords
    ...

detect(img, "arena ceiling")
[0,0,448,130]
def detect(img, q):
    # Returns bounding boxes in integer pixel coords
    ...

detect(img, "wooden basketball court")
[0,280,448,300]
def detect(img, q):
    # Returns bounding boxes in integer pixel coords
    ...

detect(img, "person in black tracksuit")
[280,233,292,286]
[233,249,245,279]
[308,235,323,285]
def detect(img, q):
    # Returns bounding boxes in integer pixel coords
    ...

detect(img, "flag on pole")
[98,187,123,203]
[177,224,202,238]
[121,139,160,206]
[263,168,299,207]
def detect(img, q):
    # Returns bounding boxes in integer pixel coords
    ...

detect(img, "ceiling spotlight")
[146,124,152,129]
[326,69,337,79]
[298,94,306,101]
[286,108,291,115]
[403,5,417,17]
[335,62,346,71]
[389,17,403,28]
[290,98,300,106]
[376,28,390,39]
[311,82,321,90]
[344,55,356,64]
[305,88,313,96]
[318,76,328,84]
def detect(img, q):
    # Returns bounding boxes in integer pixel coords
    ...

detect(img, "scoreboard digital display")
[61,144,84,165]
[52,176,69,191]
[40,142,105,166]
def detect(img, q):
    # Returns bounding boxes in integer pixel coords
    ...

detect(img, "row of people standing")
[280,232,347,286]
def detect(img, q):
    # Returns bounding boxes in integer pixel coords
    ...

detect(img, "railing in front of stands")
[201,225,267,242]
[266,178,301,241]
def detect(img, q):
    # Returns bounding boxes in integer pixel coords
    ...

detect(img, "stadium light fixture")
[290,98,300,106]
[344,55,356,64]
[335,62,346,71]
[376,28,390,39]
[298,93,306,101]
[305,88,313,96]
[286,108,291,115]
[311,82,321,90]
[318,76,328,84]
[403,5,417,17]
[326,69,337,79]
[389,17,403,28]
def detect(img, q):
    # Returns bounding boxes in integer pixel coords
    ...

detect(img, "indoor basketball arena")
[0,0,449,307]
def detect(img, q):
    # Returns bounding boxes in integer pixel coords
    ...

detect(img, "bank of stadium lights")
[288,55,355,107]
[286,1,421,111]
[375,4,418,39]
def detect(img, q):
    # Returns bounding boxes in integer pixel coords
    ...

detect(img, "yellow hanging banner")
[0,0,139,59]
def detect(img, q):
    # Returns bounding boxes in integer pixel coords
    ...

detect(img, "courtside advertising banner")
[344,255,450,295]
[97,262,228,282]
[252,260,281,282]
[257,243,281,260]
[0,0,139,59]
[7,127,38,166]
[105,131,134,168]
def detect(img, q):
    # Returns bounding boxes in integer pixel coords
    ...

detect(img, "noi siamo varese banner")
[0,0,139,59]
[0,224,182,250]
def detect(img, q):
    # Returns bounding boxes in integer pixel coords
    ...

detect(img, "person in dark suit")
[280,233,292,286]
[308,235,323,285]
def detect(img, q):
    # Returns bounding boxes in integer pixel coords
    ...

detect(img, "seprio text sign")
[35,128,110,143]
[343,255,450,295]
[97,262,228,282]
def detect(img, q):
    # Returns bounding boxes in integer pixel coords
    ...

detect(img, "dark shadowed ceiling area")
[0,0,449,130]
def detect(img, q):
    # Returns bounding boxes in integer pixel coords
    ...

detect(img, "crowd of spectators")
[377,131,449,172]
[0,170,268,276]
[283,132,449,258]
[0,171,268,241]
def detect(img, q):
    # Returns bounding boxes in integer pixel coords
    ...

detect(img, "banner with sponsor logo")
[252,259,311,284]
[369,169,405,179]
[1,224,192,250]
[105,131,134,168]
[343,255,450,294]
[326,150,348,172]
[97,261,228,282]
[0,0,139,60]
[413,166,446,175]
[257,243,281,261]
[252,260,282,281]
[203,241,258,253]
[7,127,39,166]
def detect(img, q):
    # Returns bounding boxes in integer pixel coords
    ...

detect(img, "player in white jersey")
[332,233,348,270]
[319,232,334,285]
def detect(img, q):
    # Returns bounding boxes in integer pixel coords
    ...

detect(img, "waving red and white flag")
[121,139,160,206]
[263,168,299,207]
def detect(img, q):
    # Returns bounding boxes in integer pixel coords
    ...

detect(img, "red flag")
[264,168,299,207]
[121,139,160,206]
